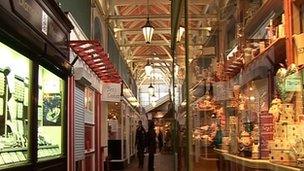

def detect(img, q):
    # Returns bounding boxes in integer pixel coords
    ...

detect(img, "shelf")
[244,0,283,37]
[225,37,286,79]
[215,149,301,171]
[38,145,59,149]
[0,147,27,153]
[0,145,59,153]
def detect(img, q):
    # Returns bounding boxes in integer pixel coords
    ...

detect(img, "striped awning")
[69,40,121,83]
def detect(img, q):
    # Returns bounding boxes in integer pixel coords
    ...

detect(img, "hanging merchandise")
[275,63,299,103]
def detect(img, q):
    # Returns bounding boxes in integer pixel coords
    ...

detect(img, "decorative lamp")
[144,60,153,76]
[148,83,155,95]
[142,0,154,43]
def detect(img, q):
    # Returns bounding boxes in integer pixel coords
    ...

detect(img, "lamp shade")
[144,61,153,76]
[151,101,157,107]
[176,26,185,42]
[142,18,154,44]
[148,83,155,95]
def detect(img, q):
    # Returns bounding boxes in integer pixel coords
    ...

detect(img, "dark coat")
[147,128,157,154]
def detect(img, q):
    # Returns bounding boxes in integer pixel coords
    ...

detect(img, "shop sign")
[11,0,42,32]
[101,83,121,102]
[285,74,301,92]
[10,0,68,57]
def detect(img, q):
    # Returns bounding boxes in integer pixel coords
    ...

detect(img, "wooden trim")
[68,76,75,171]
[285,0,295,65]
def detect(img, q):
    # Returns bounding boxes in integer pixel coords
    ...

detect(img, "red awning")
[69,40,121,83]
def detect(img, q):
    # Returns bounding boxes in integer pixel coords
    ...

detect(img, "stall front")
[107,83,140,170]
[212,0,304,171]
[0,1,73,170]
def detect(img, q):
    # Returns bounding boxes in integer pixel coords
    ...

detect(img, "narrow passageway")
[122,153,174,171]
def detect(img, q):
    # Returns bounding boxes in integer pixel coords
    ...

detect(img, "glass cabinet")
[0,42,31,165]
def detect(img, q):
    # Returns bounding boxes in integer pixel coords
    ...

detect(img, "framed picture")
[43,93,61,126]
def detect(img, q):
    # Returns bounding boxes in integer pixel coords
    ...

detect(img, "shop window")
[38,66,64,159]
[0,42,31,165]
[84,87,94,124]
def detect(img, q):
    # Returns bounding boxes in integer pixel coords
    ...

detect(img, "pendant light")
[151,93,157,103]
[176,25,185,43]
[144,59,153,76]
[142,0,154,44]
[148,83,155,95]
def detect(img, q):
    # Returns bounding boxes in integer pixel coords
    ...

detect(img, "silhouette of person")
[135,120,146,168]
[147,120,156,171]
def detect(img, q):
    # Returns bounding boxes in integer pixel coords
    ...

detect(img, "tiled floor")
[121,152,218,171]
[123,153,175,171]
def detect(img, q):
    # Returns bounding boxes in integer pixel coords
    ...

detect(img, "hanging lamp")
[144,60,153,76]
[142,0,154,43]
[148,83,155,95]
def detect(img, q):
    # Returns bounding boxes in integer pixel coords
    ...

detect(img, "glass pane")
[38,66,64,159]
[0,42,31,165]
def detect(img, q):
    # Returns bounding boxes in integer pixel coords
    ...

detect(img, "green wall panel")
[108,28,137,97]
[57,0,91,37]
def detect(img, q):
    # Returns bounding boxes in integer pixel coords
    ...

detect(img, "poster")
[43,93,61,126]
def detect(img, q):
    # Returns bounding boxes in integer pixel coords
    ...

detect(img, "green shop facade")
[0,0,73,170]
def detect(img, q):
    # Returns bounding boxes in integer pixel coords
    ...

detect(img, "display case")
[0,42,30,166]
[0,0,72,170]
[38,66,65,159]
[212,0,304,170]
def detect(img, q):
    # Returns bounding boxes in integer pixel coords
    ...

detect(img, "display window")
[0,42,31,166]
[38,66,65,159]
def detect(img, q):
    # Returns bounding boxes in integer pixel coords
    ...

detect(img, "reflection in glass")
[0,42,31,165]
[38,66,64,159]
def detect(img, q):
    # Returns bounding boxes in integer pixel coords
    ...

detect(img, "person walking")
[158,130,163,152]
[135,120,146,169]
[147,120,157,171]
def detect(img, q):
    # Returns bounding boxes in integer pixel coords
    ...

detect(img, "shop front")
[69,35,121,171]
[0,1,73,170]
[182,0,304,170]
[107,83,140,170]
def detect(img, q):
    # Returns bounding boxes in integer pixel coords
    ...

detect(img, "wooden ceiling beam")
[108,14,217,21]
[119,41,204,47]
[114,0,213,6]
